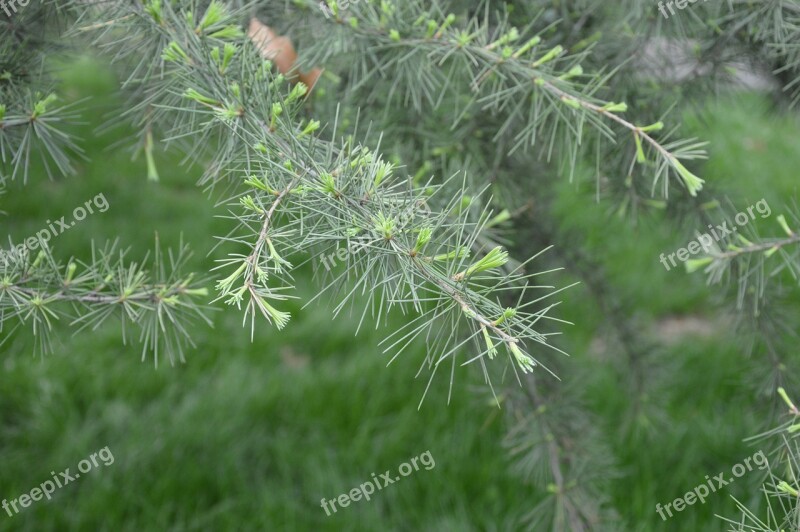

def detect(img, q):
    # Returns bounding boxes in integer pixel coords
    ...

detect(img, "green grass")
[2,60,799,531]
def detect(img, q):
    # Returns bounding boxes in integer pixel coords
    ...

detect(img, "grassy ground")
[1,59,799,531]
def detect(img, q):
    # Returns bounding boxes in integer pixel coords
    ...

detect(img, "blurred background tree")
[2,0,800,530]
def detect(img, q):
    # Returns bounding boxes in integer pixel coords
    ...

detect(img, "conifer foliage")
[4,0,800,529]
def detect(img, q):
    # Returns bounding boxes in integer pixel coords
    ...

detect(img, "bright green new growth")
[453,246,509,281]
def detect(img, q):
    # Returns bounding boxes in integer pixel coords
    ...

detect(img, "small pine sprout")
[162,41,189,63]
[454,29,473,47]
[671,158,704,197]
[299,119,320,137]
[639,121,664,133]
[222,43,237,72]
[327,0,339,17]
[432,248,470,262]
[454,246,509,281]
[270,102,283,129]
[425,19,438,39]
[271,73,286,88]
[777,481,799,497]
[373,212,396,240]
[64,262,77,284]
[380,0,394,16]
[777,214,794,236]
[685,257,713,273]
[481,326,497,359]
[558,65,583,80]
[513,35,541,58]
[184,287,209,297]
[184,88,219,106]
[778,387,798,413]
[208,26,244,39]
[198,0,226,31]
[508,343,536,374]
[254,265,268,283]
[240,195,264,214]
[373,160,393,189]
[289,185,309,196]
[253,295,291,330]
[436,14,456,36]
[318,172,337,195]
[634,133,646,163]
[601,101,628,113]
[493,307,517,326]
[32,93,57,118]
[214,103,243,122]
[359,150,374,167]
[488,27,519,50]
[560,96,581,110]
[225,285,248,306]
[230,82,240,99]
[266,239,291,272]
[216,261,247,292]
[486,209,511,228]
[244,175,269,192]
[349,146,373,169]
[31,250,46,269]
[413,227,432,254]
[287,82,308,103]
[532,45,563,67]
[144,0,162,24]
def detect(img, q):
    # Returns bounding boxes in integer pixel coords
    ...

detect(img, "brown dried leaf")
[247,18,322,89]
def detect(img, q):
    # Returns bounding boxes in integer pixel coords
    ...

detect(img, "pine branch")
[296,0,708,196]
[62,0,567,382]
[0,239,211,364]
[0,92,83,183]
[719,387,800,531]
[502,372,619,530]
